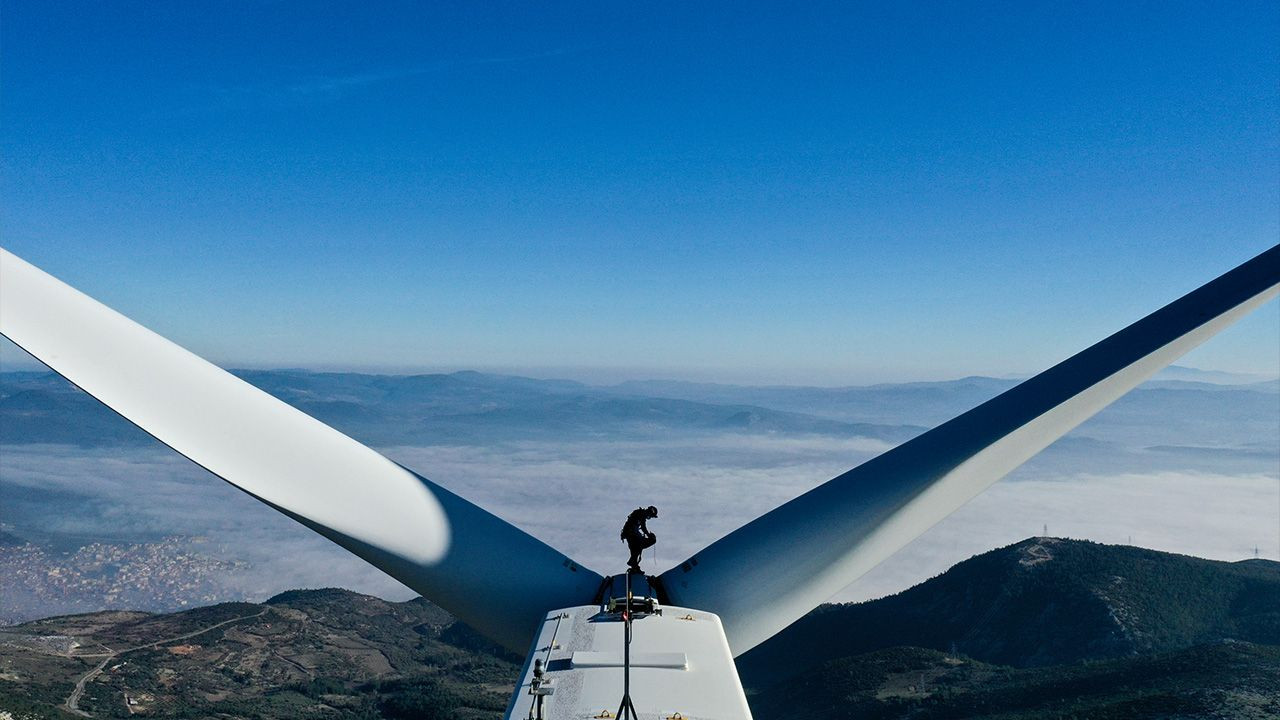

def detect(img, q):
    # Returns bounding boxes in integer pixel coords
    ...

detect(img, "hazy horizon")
[2,338,1276,388]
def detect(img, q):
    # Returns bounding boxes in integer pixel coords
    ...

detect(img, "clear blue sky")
[2,1,1277,383]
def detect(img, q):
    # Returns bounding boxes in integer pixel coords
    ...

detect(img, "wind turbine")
[1,245,1276,719]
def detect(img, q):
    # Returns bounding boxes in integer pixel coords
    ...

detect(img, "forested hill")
[739,539,1280,717]
[737,537,1280,682]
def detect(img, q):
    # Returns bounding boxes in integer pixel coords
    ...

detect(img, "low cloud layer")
[840,470,1280,603]
[3,435,1276,612]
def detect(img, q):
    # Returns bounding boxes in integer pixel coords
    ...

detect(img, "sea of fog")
[1,368,1276,621]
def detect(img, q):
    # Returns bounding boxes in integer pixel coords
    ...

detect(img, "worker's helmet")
[646,505,658,518]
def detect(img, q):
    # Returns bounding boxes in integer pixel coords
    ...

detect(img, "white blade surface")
[0,248,603,651]
[661,245,1280,656]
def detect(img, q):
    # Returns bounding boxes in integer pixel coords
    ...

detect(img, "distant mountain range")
[1,539,1276,719]
[1154,364,1279,386]
[3,367,1275,448]
[0,369,925,447]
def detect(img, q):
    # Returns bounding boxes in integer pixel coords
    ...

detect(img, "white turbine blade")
[661,245,1280,656]
[0,248,603,650]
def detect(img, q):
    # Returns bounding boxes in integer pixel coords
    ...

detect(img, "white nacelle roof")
[505,602,752,720]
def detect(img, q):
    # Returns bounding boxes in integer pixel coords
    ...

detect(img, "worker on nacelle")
[620,506,658,574]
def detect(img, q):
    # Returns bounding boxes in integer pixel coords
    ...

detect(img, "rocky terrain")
[0,590,515,720]
[1,538,1277,719]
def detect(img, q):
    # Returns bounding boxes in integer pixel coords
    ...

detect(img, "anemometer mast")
[615,571,639,720]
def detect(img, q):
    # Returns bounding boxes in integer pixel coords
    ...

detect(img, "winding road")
[63,608,270,717]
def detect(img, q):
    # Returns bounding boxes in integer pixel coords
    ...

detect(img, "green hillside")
[738,538,1280,682]
[748,642,1280,719]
